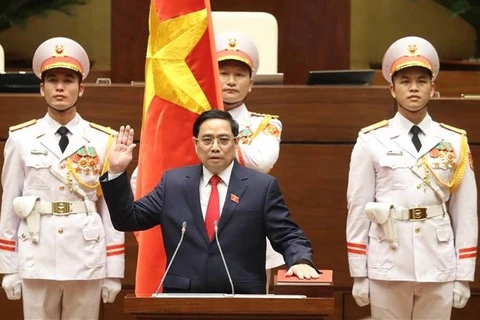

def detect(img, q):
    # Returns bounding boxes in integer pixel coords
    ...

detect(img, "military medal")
[429,141,456,169]
[70,146,100,175]
[238,128,253,145]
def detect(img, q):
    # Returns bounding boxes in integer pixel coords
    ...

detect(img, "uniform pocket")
[17,224,35,268]
[24,158,51,190]
[436,226,455,271]
[379,156,409,170]
[82,225,106,268]
[367,225,393,270]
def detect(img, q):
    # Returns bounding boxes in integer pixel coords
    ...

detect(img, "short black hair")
[391,67,433,83]
[193,109,239,137]
[218,59,252,78]
[41,68,83,84]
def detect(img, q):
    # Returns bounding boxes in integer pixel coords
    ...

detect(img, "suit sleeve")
[100,171,165,231]
[263,176,314,268]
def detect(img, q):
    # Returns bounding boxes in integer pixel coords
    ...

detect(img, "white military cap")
[32,37,90,80]
[216,31,260,76]
[382,36,439,83]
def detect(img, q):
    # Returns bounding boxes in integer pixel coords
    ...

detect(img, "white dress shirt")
[199,161,234,220]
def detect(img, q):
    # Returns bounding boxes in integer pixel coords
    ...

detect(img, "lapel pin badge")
[230,193,239,203]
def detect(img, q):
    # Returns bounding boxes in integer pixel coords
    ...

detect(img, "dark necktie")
[205,175,221,240]
[410,125,422,152]
[57,126,69,153]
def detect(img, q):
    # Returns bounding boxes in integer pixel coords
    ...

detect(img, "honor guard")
[216,31,282,174]
[0,37,125,319]
[346,36,477,319]
[216,31,285,289]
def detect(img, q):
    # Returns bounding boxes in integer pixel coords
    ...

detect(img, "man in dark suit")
[100,110,318,294]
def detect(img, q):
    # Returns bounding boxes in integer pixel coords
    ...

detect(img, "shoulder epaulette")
[440,123,466,135]
[9,119,37,132]
[250,112,279,119]
[89,122,117,135]
[360,120,388,133]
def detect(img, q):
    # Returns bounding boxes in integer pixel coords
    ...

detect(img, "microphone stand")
[152,221,187,296]
[214,221,235,295]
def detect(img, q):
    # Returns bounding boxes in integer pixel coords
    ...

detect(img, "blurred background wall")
[0,0,476,76]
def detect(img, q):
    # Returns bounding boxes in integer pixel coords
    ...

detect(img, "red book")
[276,269,333,286]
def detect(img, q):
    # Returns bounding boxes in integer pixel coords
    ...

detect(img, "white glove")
[101,278,122,303]
[352,277,370,307]
[2,273,22,300]
[453,281,470,308]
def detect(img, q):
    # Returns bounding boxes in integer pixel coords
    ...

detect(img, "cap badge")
[54,45,65,56]
[407,44,417,56]
[227,38,238,50]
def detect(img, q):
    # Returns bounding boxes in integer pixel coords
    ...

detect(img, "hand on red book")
[285,263,319,280]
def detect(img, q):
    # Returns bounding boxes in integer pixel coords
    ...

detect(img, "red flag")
[134,0,223,296]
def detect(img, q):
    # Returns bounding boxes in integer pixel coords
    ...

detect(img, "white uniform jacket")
[230,104,284,269]
[230,104,282,174]
[346,112,477,282]
[0,113,125,280]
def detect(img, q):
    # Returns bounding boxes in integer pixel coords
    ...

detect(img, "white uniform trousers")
[22,279,102,320]
[265,239,285,293]
[370,279,453,320]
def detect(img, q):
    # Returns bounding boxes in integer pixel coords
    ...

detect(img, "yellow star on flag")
[143,5,211,119]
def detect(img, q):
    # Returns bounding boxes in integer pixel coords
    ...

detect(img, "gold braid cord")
[65,134,114,198]
[67,157,100,189]
[96,134,114,197]
[424,134,468,195]
[249,115,272,142]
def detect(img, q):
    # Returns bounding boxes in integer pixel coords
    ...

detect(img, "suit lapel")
[183,165,209,244]
[218,162,249,236]
[37,116,91,160]
[62,121,91,158]
[37,121,64,159]
[386,120,418,159]
[392,134,418,159]
[419,122,442,158]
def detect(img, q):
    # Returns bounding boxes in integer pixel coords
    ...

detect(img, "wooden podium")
[124,293,334,320]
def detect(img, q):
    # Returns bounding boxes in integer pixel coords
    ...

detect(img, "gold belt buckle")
[409,207,427,221]
[52,201,71,215]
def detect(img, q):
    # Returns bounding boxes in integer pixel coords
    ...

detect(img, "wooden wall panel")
[111,0,350,84]
[1,86,479,319]
[0,85,393,143]
[0,293,23,320]
[110,0,150,84]
[371,70,480,97]
[272,145,352,286]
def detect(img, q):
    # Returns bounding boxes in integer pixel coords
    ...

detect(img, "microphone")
[152,221,187,296]
[214,220,235,295]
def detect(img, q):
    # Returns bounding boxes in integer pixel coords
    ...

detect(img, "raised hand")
[108,125,136,174]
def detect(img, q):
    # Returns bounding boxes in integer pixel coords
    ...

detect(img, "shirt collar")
[46,113,81,134]
[394,112,432,135]
[201,161,234,187]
